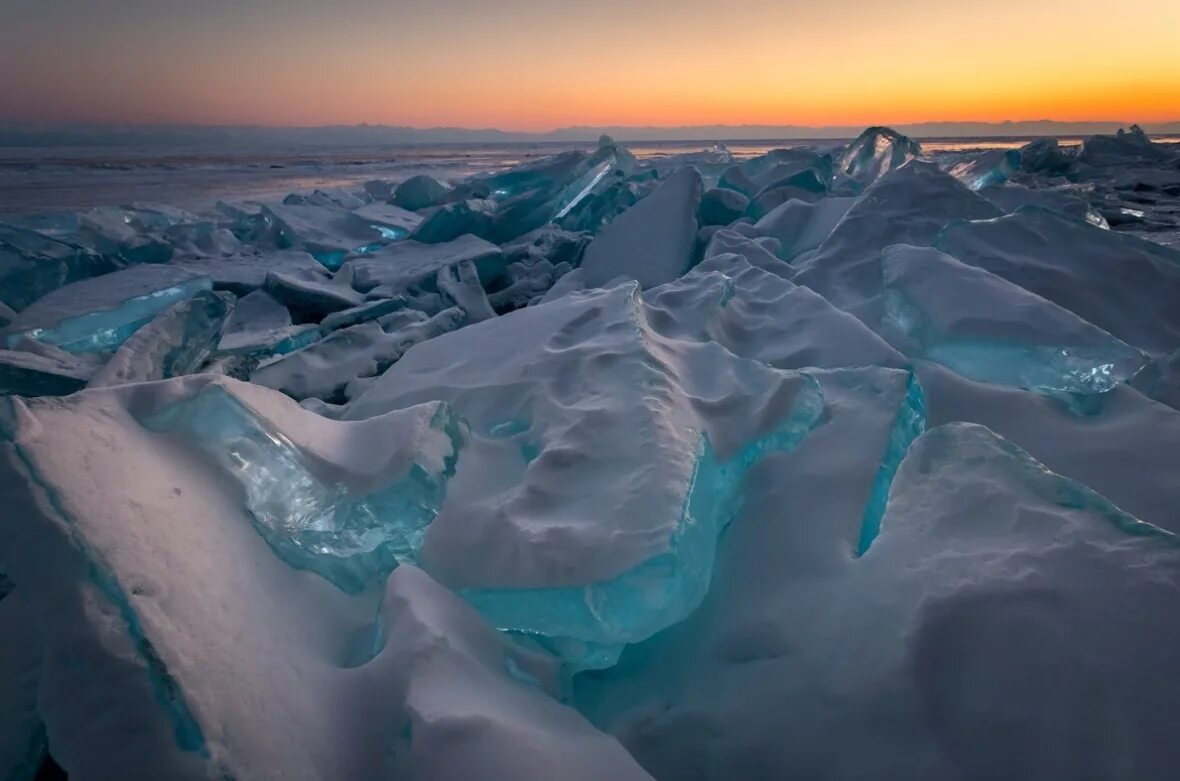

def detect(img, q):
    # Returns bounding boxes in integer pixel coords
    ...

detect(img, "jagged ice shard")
[1,125,1180,780]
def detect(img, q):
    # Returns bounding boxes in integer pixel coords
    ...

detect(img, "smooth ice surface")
[580,167,702,289]
[881,244,1148,393]
[935,206,1180,355]
[90,290,233,388]
[2,265,213,353]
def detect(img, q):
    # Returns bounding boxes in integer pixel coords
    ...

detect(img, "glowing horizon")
[2,0,1178,131]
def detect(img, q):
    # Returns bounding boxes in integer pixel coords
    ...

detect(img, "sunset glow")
[2,0,1178,129]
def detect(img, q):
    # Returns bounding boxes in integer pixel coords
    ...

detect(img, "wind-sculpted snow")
[1,126,1180,778]
[347,282,824,667]
[575,423,1180,780]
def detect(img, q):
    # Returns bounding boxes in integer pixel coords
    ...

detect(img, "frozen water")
[580,167,702,289]
[2,127,1180,778]
[392,174,452,211]
[346,283,824,666]
[2,265,213,353]
[935,206,1180,354]
[217,290,320,357]
[141,381,463,592]
[345,234,505,296]
[89,290,234,388]
[0,593,43,781]
[262,270,364,320]
[833,126,923,193]
[948,148,1021,189]
[250,308,464,402]
[881,244,1148,393]
[575,422,1180,780]
[697,187,748,226]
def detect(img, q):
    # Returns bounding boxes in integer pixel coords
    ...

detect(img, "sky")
[2,0,1178,130]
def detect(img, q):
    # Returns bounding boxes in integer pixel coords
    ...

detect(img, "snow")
[880,244,1148,393]
[1,127,1179,778]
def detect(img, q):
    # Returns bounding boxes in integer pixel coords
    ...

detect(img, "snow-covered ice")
[1,125,1180,779]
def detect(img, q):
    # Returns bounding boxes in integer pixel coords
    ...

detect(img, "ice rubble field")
[2,126,1180,781]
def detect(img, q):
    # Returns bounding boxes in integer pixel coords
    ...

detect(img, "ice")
[915,361,1180,534]
[881,244,1149,393]
[793,160,1003,325]
[0,593,44,781]
[580,167,702,289]
[437,259,496,322]
[217,290,320,356]
[348,202,422,240]
[0,344,97,396]
[575,422,1180,780]
[1019,137,1073,175]
[832,125,922,193]
[172,250,329,296]
[392,174,452,211]
[646,253,906,372]
[345,234,506,298]
[3,126,1180,777]
[0,223,115,312]
[752,196,855,262]
[141,381,463,592]
[1079,125,1169,167]
[1131,349,1180,411]
[262,270,364,320]
[702,229,791,275]
[948,148,1021,189]
[0,378,641,780]
[256,203,393,269]
[40,206,174,265]
[2,265,213,353]
[697,187,748,226]
[977,184,1108,227]
[89,290,234,388]
[935,206,1180,354]
[319,296,409,332]
[250,308,464,402]
[346,283,824,666]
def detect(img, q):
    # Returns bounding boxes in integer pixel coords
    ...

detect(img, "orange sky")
[2,0,1177,129]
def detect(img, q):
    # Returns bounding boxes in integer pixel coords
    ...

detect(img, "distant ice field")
[7,137,1175,216]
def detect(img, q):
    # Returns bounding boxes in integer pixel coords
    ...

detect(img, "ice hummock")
[881,244,1149,393]
[346,282,824,666]
[1,125,1179,779]
[2,265,214,353]
[833,126,922,193]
